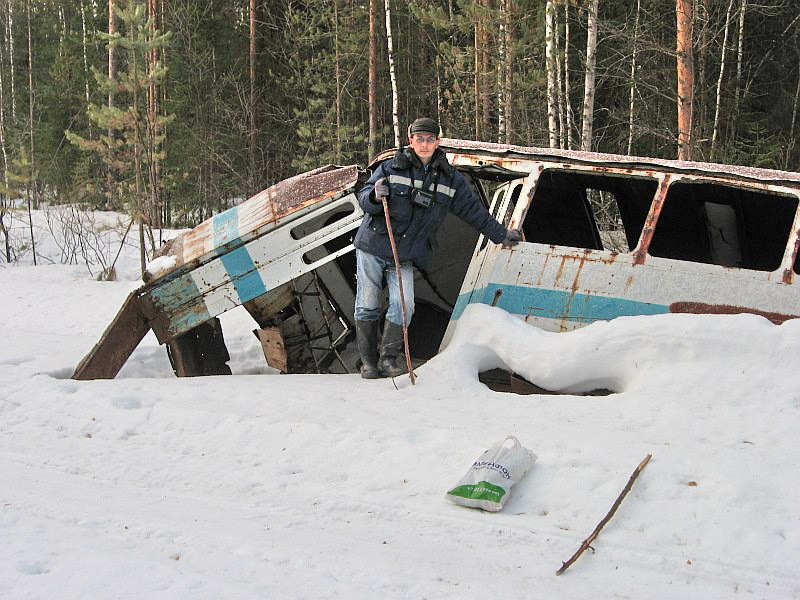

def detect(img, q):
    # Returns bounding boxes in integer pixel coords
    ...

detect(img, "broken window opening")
[522,170,657,253]
[649,181,798,272]
[478,369,614,396]
[289,203,355,240]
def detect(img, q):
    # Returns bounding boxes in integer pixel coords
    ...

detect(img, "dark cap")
[408,117,440,137]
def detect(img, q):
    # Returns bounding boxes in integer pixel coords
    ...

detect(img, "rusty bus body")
[73,140,800,379]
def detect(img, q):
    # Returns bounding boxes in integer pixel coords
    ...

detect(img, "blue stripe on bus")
[219,245,267,303]
[451,283,669,323]
[150,273,204,313]
[213,207,240,250]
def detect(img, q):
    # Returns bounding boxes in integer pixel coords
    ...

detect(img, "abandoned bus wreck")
[73,139,800,380]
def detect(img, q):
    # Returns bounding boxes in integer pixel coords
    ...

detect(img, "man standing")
[353,117,521,379]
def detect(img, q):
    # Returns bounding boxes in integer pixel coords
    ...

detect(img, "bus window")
[649,181,797,271]
[522,170,657,252]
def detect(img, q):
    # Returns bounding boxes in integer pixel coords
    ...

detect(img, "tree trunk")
[479,0,490,139]
[108,0,116,114]
[676,0,694,160]
[580,0,599,152]
[249,0,256,193]
[25,0,36,264]
[79,0,91,110]
[474,13,483,139]
[504,0,513,143]
[626,0,641,155]
[0,10,8,263]
[563,1,572,150]
[148,0,161,233]
[555,5,565,148]
[732,0,746,138]
[368,0,378,159]
[384,0,399,147]
[786,57,800,170]
[545,0,558,148]
[7,0,16,122]
[334,0,342,162]
[498,2,506,142]
[0,13,8,184]
[711,0,734,161]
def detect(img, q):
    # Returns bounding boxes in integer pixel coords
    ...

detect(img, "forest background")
[0,0,798,271]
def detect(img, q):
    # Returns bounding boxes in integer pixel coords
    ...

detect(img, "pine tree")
[66,0,173,273]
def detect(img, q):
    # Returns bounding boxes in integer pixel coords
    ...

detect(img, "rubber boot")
[355,320,381,379]
[378,320,408,377]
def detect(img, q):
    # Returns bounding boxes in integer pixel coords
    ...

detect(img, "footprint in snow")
[111,396,142,410]
[17,560,51,575]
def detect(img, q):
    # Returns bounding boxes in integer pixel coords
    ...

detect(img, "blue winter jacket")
[354,148,507,265]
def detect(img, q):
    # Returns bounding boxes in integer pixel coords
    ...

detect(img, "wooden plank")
[255,327,288,373]
[72,290,151,380]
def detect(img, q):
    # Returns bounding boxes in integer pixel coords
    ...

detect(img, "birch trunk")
[676,0,694,160]
[384,0,400,147]
[504,0,513,143]
[564,2,572,149]
[368,0,378,159]
[334,0,342,162]
[710,0,733,160]
[545,0,558,148]
[148,0,161,231]
[108,0,116,119]
[732,0,746,132]
[25,0,36,263]
[580,0,599,152]
[0,21,8,185]
[786,59,800,170]
[249,0,256,193]
[474,15,483,139]
[0,24,8,262]
[79,0,90,107]
[498,4,506,142]
[7,0,15,122]
[555,6,565,149]
[479,0,490,138]
[626,0,641,155]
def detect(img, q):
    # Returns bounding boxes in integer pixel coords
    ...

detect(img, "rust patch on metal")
[157,165,359,277]
[633,175,671,265]
[623,273,635,293]
[670,302,799,324]
[783,228,800,284]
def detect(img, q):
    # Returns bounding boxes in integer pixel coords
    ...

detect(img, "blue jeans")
[355,249,415,325]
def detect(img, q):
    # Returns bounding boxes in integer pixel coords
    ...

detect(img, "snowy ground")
[2,212,800,599]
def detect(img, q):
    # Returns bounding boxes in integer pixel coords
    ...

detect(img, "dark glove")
[373,177,390,201]
[502,228,522,246]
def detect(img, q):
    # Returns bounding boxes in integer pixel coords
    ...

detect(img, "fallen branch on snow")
[556,453,652,576]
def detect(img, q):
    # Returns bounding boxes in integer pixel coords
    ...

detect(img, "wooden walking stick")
[556,454,652,575]
[378,191,416,385]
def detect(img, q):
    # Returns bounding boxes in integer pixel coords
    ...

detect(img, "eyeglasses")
[412,135,437,145]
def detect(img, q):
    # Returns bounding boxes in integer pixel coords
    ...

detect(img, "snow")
[2,211,800,599]
[145,255,177,278]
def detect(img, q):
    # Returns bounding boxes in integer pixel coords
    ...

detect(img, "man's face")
[409,132,440,165]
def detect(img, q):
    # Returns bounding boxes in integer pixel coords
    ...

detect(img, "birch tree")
[580,0,599,152]
[248,0,256,194]
[384,0,399,147]
[368,0,377,159]
[25,0,36,263]
[711,0,734,160]
[545,0,558,148]
[626,0,641,155]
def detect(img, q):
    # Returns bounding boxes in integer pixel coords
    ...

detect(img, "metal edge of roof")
[370,138,800,187]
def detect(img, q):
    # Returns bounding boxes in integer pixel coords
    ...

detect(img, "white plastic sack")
[445,436,537,512]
